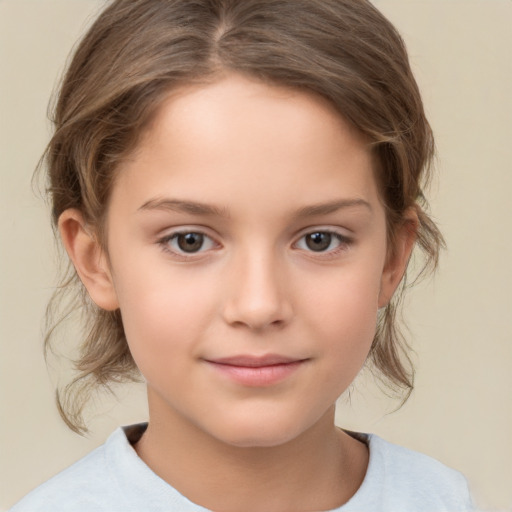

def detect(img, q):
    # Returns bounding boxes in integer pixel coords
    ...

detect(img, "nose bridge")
[222,240,292,330]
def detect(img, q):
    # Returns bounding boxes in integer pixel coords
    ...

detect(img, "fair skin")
[59,74,416,511]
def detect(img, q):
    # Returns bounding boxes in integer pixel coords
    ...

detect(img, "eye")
[159,231,217,255]
[295,230,350,253]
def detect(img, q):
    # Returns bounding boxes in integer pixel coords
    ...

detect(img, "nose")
[222,249,293,331]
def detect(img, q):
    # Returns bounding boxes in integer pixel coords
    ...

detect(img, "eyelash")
[294,230,352,259]
[157,230,219,261]
[157,228,352,261]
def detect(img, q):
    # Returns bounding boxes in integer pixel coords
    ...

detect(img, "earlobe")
[58,209,119,311]
[378,210,419,309]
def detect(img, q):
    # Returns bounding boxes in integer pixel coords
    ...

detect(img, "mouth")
[203,354,309,387]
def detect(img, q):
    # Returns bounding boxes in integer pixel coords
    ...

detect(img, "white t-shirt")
[10,423,474,511]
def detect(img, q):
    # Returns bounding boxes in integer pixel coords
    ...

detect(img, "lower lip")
[205,361,306,387]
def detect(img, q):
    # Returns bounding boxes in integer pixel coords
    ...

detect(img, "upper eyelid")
[293,226,352,240]
[293,230,351,246]
[158,226,217,240]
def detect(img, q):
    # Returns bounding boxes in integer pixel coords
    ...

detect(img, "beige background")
[1,0,511,510]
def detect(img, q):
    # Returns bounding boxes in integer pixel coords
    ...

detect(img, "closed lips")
[204,355,308,367]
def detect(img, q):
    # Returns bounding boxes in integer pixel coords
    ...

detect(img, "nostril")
[222,294,293,330]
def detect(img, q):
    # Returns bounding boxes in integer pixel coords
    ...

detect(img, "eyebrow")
[137,197,371,219]
[138,198,230,218]
[294,198,372,218]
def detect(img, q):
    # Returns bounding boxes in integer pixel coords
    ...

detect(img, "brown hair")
[41,0,443,433]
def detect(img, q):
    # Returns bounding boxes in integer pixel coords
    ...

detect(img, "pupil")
[177,233,204,253]
[306,232,331,252]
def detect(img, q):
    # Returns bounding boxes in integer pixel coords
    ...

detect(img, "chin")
[206,414,313,449]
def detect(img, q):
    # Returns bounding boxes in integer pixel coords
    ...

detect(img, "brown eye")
[295,230,351,255]
[176,233,205,253]
[159,230,217,258]
[305,232,332,252]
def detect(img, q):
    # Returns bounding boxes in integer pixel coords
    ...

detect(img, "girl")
[11,0,474,510]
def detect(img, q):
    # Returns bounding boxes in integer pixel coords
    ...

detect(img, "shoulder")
[10,424,209,512]
[9,428,127,512]
[371,434,470,489]
[343,433,475,512]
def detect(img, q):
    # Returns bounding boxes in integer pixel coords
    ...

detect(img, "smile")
[203,355,309,387]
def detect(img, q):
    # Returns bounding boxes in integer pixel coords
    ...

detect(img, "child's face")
[86,74,408,447]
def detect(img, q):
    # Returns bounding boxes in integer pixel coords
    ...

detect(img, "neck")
[134,393,368,512]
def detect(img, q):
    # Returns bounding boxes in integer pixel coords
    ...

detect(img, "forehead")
[143,74,368,157]
[113,73,381,220]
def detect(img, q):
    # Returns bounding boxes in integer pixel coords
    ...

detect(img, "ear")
[378,209,419,308]
[58,209,119,311]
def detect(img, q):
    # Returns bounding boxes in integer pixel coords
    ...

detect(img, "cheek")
[112,257,220,372]
[300,262,382,359]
